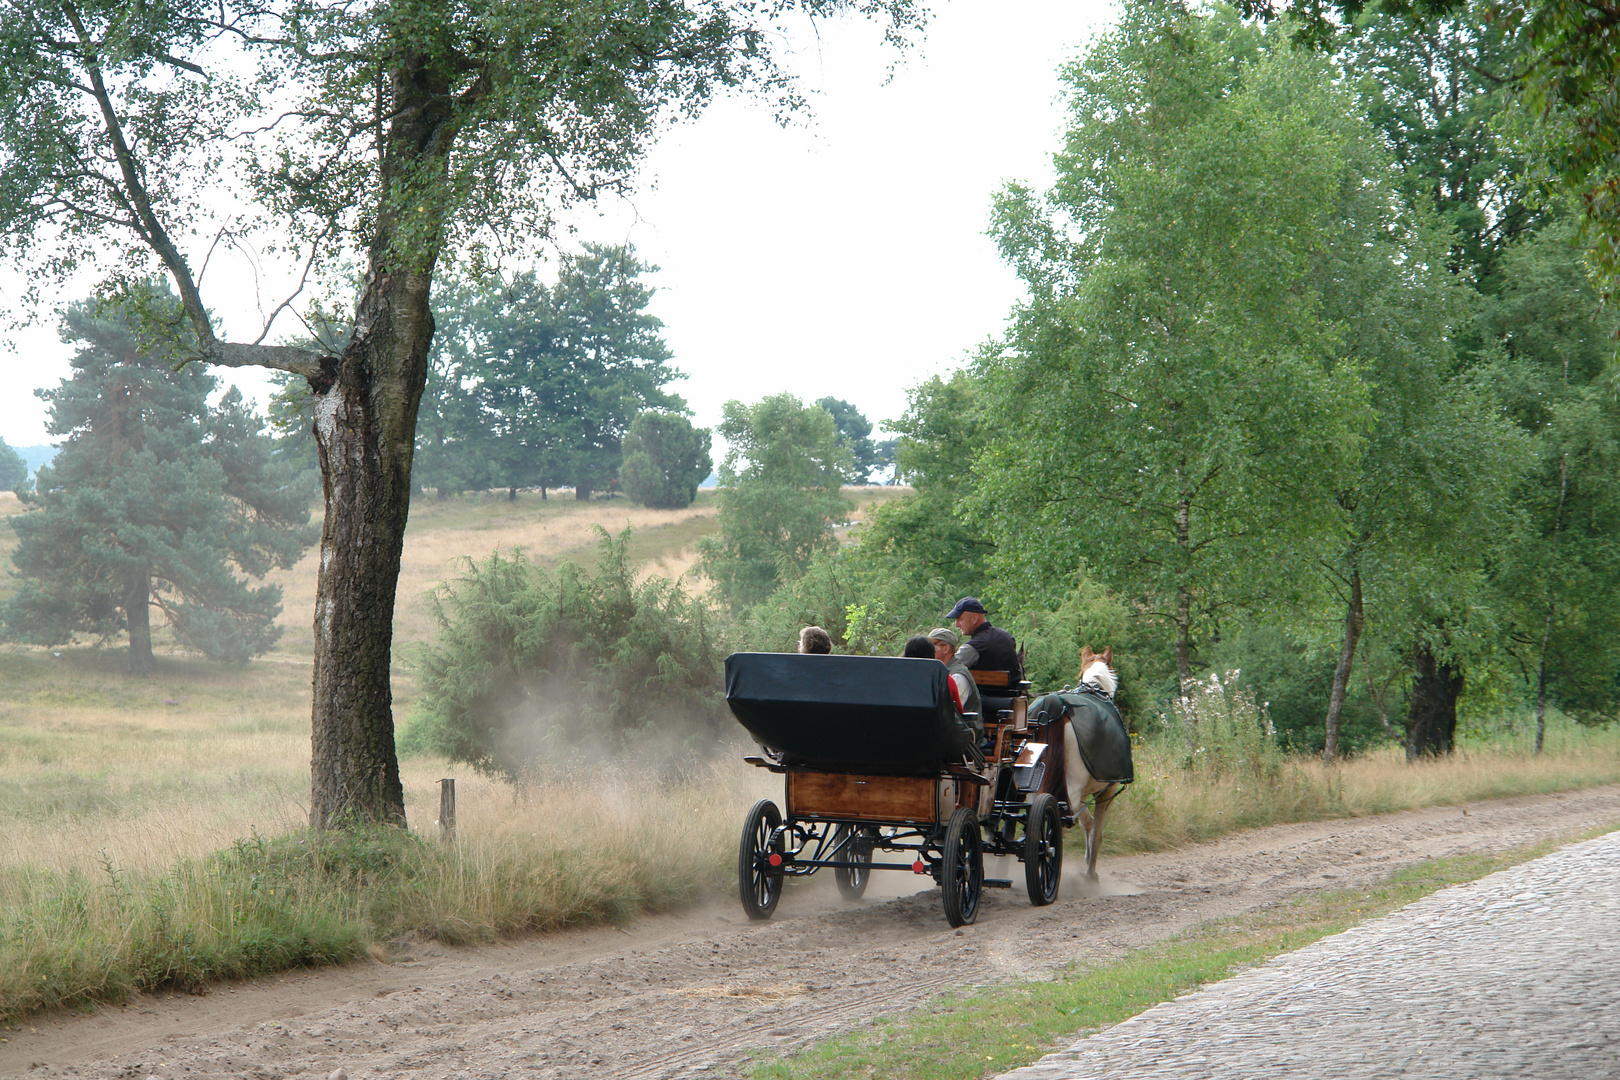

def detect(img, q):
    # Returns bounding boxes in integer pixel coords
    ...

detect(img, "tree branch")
[252,220,337,346]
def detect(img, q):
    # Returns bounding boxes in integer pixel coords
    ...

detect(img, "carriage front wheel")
[1023,792,1063,906]
[738,799,784,920]
[833,824,875,901]
[941,807,983,927]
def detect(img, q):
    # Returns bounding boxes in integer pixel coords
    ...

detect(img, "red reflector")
[912,860,926,874]
[768,853,783,867]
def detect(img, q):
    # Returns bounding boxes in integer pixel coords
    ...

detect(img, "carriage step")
[983,878,1013,889]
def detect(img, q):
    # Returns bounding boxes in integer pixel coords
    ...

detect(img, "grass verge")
[0,764,748,1023]
[750,823,1620,1080]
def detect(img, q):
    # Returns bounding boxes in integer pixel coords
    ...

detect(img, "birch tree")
[0,0,921,827]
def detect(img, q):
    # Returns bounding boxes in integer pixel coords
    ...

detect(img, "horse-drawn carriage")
[725,651,1131,927]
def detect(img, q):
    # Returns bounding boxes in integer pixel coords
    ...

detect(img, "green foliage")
[696,394,853,611]
[1481,217,1620,723]
[411,275,500,497]
[1245,0,1620,310]
[620,411,712,509]
[1341,7,1536,286]
[857,372,995,605]
[728,540,956,659]
[417,245,685,499]
[406,528,727,782]
[979,7,1388,679]
[1,293,316,668]
[1006,576,1163,722]
[1209,627,1393,755]
[0,0,926,298]
[0,437,26,494]
[1504,0,1620,308]
[816,397,881,483]
[1152,670,1286,785]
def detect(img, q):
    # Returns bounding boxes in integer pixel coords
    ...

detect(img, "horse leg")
[1085,782,1121,880]
[1077,794,1099,881]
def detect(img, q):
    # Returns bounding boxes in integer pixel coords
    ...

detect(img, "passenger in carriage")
[900,634,935,659]
[928,627,983,741]
[904,632,984,744]
[798,625,833,654]
[947,596,1024,685]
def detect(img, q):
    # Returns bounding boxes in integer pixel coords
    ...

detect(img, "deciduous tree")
[476,244,682,500]
[696,394,852,610]
[978,6,1374,685]
[817,397,881,483]
[1483,218,1620,749]
[620,410,711,510]
[0,0,921,827]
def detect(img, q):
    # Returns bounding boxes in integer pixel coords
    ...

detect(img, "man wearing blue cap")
[948,596,1022,684]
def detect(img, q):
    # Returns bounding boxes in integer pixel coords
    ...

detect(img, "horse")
[1060,645,1128,882]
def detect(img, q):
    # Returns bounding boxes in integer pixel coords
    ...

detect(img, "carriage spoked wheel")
[833,824,876,901]
[940,807,984,927]
[738,799,785,920]
[1023,792,1063,906]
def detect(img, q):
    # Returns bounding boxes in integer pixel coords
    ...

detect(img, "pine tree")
[0,438,26,494]
[2,296,317,673]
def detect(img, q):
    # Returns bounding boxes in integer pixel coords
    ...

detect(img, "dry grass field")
[0,485,906,875]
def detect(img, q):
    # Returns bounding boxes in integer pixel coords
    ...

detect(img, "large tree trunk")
[1405,638,1462,760]
[1323,565,1364,762]
[306,268,429,830]
[126,564,154,676]
[304,46,455,830]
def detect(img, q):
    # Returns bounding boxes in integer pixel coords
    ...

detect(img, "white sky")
[0,0,1116,450]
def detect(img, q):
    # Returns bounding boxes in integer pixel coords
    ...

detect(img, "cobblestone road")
[999,830,1620,1080]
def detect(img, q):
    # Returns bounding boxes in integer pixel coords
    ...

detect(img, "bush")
[404,527,728,781]
[620,411,712,509]
[1207,626,1395,755]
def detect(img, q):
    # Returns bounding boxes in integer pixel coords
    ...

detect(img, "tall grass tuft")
[0,762,752,1022]
[1107,678,1620,854]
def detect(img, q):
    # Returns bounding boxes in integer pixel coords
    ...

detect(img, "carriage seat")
[971,669,1031,728]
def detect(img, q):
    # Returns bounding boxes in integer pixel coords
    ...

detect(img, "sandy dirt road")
[4,785,1617,1080]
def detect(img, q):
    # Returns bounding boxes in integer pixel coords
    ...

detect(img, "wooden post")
[438,778,456,843]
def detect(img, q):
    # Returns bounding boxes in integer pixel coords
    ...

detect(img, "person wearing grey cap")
[928,626,983,740]
[947,596,1023,684]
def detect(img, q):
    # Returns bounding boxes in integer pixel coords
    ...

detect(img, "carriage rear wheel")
[833,824,875,900]
[1023,792,1063,906]
[941,807,983,927]
[738,800,784,920]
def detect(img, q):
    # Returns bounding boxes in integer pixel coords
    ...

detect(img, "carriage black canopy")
[724,652,974,775]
